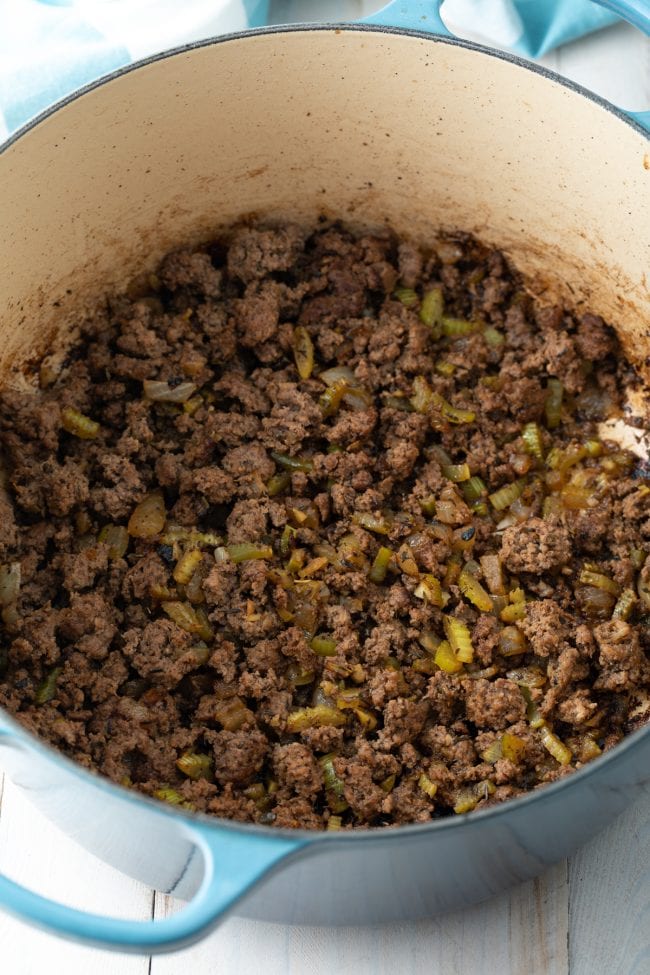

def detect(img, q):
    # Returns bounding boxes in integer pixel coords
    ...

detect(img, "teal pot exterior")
[2,696,650,950]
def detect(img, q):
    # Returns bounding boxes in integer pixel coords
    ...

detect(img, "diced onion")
[507,666,546,688]
[128,491,166,538]
[368,546,394,584]
[98,525,129,561]
[61,407,100,439]
[176,752,214,781]
[544,378,564,429]
[443,616,474,663]
[143,380,198,403]
[418,773,438,799]
[319,366,356,386]
[521,422,544,461]
[540,725,572,765]
[214,696,253,731]
[489,480,524,511]
[173,549,203,585]
[579,567,620,596]
[293,326,315,380]
[393,287,418,307]
[286,706,346,732]
[442,463,471,483]
[414,574,444,607]
[420,288,444,330]
[0,562,21,607]
[441,317,479,338]
[458,568,493,612]
[161,601,213,640]
[353,511,392,535]
[434,640,463,674]
[498,625,526,657]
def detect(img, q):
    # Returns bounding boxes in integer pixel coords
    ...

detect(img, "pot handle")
[360,0,650,134]
[590,1,650,132]
[360,0,451,35]
[0,738,306,953]
[0,831,304,954]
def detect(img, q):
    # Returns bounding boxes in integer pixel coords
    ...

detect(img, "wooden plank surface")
[0,5,649,974]
[150,860,569,975]
[569,785,650,975]
[0,774,153,975]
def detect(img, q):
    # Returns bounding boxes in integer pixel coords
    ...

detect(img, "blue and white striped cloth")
[0,0,618,140]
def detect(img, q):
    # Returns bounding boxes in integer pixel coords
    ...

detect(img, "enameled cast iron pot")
[0,0,648,954]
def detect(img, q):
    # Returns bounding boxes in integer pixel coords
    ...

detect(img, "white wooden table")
[1,4,649,973]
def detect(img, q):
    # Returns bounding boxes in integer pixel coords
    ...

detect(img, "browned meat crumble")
[0,222,648,830]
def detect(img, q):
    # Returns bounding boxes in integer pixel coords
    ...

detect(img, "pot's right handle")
[591,0,650,34]
[361,0,650,134]
[590,1,650,132]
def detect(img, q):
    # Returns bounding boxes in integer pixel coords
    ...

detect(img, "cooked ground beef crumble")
[0,222,648,830]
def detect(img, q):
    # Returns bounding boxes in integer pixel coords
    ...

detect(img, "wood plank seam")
[565,859,571,975]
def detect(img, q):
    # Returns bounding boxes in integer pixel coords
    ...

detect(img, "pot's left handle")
[0,831,303,954]
[0,734,306,954]
[361,0,650,134]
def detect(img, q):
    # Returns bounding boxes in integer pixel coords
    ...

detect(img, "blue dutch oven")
[0,0,648,954]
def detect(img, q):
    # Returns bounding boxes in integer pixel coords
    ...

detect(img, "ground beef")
[122,619,194,685]
[159,250,222,297]
[465,679,526,729]
[0,222,648,831]
[500,518,571,574]
[273,742,322,797]
[0,494,17,557]
[520,600,570,657]
[593,620,650,692]
[208,728,269,786]
[338,759,388,820]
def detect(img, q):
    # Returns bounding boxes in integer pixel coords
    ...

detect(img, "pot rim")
[1,20,648,847]
[2,702,650,845]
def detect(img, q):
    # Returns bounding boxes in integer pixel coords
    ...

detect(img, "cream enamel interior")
[1,28,649,386]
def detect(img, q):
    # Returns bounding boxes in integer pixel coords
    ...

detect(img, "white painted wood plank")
[555,21,650,110]
[0,772,152,975]
[569,787,650,975]
[150,861,568,975]
[268,0,363,25]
